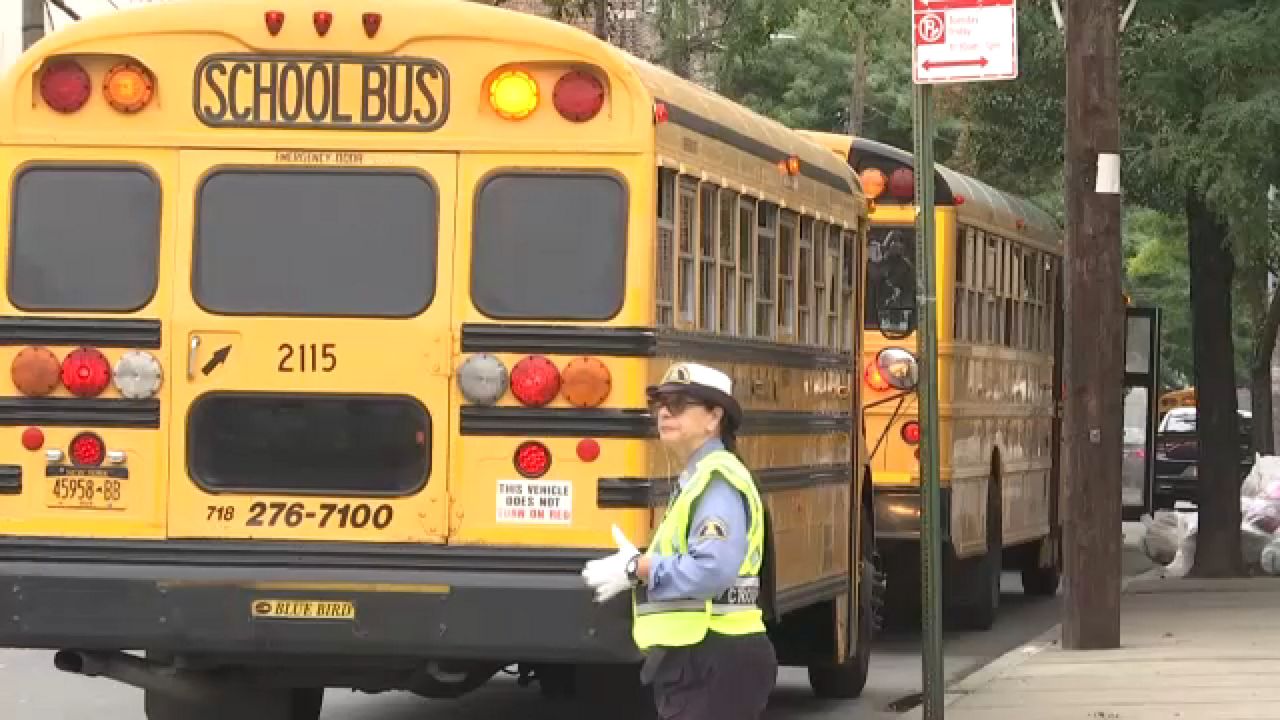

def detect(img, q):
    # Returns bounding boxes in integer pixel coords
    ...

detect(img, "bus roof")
[622,59,863,203]
[851,136,1060,246]
[1,0,862,203]
[795,130,1058,246]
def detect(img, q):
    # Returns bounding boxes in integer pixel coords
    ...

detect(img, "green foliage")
[714,0,962,159]
[1122,208,1252,389]
[953,2,1064,194]
[652,0,804,79]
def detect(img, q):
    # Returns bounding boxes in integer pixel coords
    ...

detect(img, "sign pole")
[909,1,1018,716]
[911,80,945,719]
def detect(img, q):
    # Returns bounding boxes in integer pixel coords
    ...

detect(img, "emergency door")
[167,150,456,543]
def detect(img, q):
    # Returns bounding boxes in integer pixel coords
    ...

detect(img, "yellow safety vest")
[631,449,766,650]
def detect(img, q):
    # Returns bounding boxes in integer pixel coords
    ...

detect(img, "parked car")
[1153,407,1254,509]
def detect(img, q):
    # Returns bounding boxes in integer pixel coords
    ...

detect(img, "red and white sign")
[912,0,1018,85]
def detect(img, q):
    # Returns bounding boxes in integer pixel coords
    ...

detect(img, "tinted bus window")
[194,170,437,316]
[189,393,430,496]
[865,227,917,329]
[9,166,160,311]
[471,172,626,320]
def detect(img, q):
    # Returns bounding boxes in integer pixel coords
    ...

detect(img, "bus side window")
[798,217,814,345]
[738,196,757,338]
[718,188,738,335]
[840,228,856,351]
[656,168,676,327]
[698,183,718,331]
[777,210,797,340]
[677,176,698,327]
[755,203,777,339]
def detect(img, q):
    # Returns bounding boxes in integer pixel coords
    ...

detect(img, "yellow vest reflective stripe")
[631,449,767,650]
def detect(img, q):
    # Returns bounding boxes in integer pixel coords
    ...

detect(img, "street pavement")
[0,573,1059,720]
[0,525,1153,719]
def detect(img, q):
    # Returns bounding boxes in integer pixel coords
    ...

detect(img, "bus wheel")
[946,477,1001,631]
[808,505,879,698]
[144,687,323,720]
[1021,538,1062,597]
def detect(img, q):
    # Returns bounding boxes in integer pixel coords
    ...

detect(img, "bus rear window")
[471,172,626,320]
[8,166,160,312]
[189,393,430,496]
[194,170,437,317]
[865,227,917,329]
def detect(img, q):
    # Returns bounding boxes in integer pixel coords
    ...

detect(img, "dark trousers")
[649,632,777,720]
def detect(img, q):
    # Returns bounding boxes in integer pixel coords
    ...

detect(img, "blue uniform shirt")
[645,438,750,601]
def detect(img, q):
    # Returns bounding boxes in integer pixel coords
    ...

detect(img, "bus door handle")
[188,335,201,380]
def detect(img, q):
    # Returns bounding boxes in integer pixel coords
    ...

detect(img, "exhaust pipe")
[54,650,218,701]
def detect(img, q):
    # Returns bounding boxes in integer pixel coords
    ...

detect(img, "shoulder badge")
[696,517,729,540]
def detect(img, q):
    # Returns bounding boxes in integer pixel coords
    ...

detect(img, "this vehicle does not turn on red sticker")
[496,480,573,524]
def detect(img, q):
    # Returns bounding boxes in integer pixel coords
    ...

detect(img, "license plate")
[251,599,356,621]
[46,475,125,510]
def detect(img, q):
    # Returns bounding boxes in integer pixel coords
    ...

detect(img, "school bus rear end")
[0,0,662,703]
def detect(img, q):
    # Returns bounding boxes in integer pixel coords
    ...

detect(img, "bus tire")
[1021,562,1061,597]
[946,475,1000,631]
[808,504,878,698]
[144,687,323,720]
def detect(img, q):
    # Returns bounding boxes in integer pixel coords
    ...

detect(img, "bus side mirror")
[879,307,915,340]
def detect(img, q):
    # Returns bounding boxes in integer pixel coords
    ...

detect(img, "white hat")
[645,362,742,430]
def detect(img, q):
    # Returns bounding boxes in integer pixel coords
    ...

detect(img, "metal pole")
[22,0,45,49]
[912,80,945,719]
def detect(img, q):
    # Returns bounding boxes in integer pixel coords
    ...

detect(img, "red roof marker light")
[313,11,333,36]
[363,12,382,37]
[265,10,285,35]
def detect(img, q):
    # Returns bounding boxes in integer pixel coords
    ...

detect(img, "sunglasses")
[647,392,706,416]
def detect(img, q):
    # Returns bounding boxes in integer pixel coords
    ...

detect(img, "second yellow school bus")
[0,0,878,716]
[799,131,1065,630]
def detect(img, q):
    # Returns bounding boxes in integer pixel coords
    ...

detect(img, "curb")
[943,627,1057,706]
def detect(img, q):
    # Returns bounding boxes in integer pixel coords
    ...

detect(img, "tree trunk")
[846,29,868,135]
[1186,189,1245,578]
[593,0,609,40]
[1248,267,1280,455]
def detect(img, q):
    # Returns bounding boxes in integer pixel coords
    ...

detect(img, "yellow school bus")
[0,1,877,716]
[1159,387,1195,416]
[798,131,1064,630]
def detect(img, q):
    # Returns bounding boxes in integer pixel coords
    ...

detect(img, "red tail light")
[576,438,601,462]
[70,432,106,467]
[40,60,91,113]
[21,427,44,451]
[863,361,891,393]
[514,441,551,479]
[313,11,333,36]
[61,347,111,398]
[901,421,921,445]
[510,356,561,407]
[362,12,382,37]
[553,71,605,122]
[264,10,285,35]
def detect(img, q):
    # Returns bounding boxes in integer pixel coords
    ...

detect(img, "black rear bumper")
[0,538,637,664]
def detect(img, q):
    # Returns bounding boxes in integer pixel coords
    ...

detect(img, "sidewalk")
[937,575,1280,719]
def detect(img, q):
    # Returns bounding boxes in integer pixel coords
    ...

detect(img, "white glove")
[581,524,640,603]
